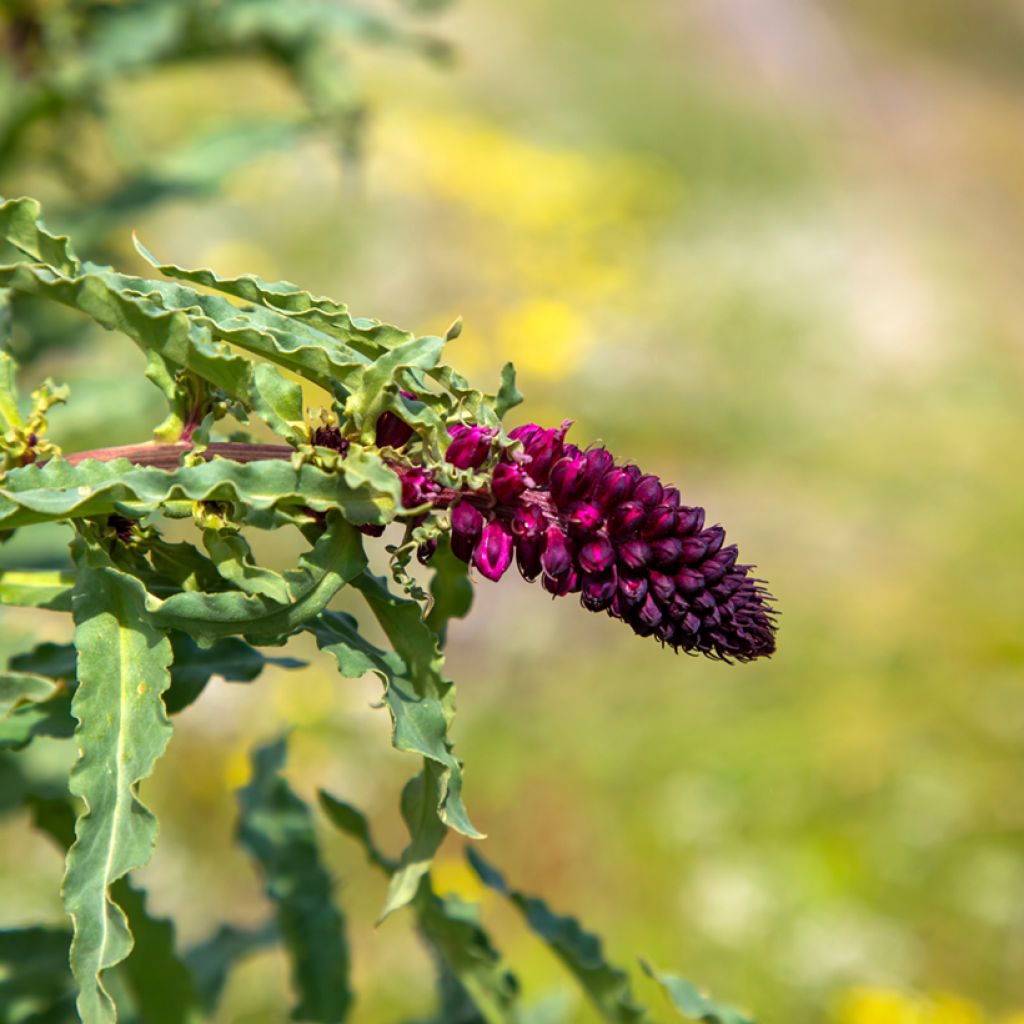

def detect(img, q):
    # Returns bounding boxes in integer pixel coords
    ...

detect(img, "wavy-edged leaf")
[0,671,57,717]
[318,793,519,1023]
[0,349,22,430]
[148,516,366,646]
[318,791,396,875]
[64,544,174,1024]
[308,574,480,917]
[0,926,75,1023]
[0,568,75,610]
[0,196,81,275]
[639,961,755,1024]
[249,362,306,445]
[0,641,76,751]
[0,452,400,531]
[165,633,304,714]
[425,536,474,646]
[236,738,351,1023]
[112,878,199,1024]
[467,850,648,1024]
[202,529,292,603]
[184,921,278,1015]
[136,240,413,355]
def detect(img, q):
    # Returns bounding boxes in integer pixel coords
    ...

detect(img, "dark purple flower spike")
[444,422,778,663]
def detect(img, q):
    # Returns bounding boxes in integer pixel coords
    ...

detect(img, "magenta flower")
[437,422,778,662]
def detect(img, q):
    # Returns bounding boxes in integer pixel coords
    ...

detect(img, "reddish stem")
[63,441,296,471]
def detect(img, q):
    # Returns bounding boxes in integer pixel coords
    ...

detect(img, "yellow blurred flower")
[834,988,989,1024]
[494,298,588,379]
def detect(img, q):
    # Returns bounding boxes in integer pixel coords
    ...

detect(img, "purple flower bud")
[649,571,675,604]
[692,590,716,614]
[675,568,705,595]
[594,467,633,513]
[511,505,545,539]
[579,537,615,575]
[376,411,414,449]
[632,474,663,508]
[542,569,579,596]
[417,539,438,564]
[474,522,514,582]
[699,525,725,557]
[676,506,705,536]
[492,462,527,504]
[400,468,435,508]
[617,538,651,571]
[359,523,386,537]
[619,575,648,608]
[447,424,494,469]
[636,593,663,630]
[541,526,574,580]
[609,501,645,536]
[577,448,613,495]
[662,486,681,508]
[550,456,585,508]
[516,535,543,581]
[702,545,738,585]
[650,537,684,570]
[640,504,677,540]
[581,572,617,611]
[313,425,349,455]
[678,537,707,565]
[567,502,603,537]
[515,421,570,484]
[451,501,485,562]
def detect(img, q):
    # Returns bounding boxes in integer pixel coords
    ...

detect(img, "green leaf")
[112,878,200,1024]
[0,349,23,430]
[316,794,520,1023]
[236,738,352,1023]
[184,921,279,1015]
[164,633,304,714]
[0,671,57,717]
[249,363,307,445]
[317,791,397,874]
[308,573,481,917]
[425,536,474,646]
[0,568,75,610]
[0,927,75,1023]
[493,362,522,419]
[0,196,81,275]
[203,529,292,603]
[639,961,755,1024]
[415,888,521,1024]
[0,642,76,751]
[0,450,400,531]
[63,544,175,1024]
[148,516,366,646]
[467,850,649,1024]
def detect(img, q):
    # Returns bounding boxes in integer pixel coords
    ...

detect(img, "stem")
[63,441,296,471]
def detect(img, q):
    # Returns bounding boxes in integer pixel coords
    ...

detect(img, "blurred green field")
[2,2,1024,1022]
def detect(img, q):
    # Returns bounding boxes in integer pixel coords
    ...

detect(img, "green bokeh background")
[2,2,1023,1022]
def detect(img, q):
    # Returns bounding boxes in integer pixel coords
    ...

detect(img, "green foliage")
[0,196,749,1024]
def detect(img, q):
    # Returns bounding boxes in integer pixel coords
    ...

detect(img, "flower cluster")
[440,421,777,663]
[314,404,777,662]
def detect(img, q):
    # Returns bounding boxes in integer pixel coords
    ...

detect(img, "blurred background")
[2,1,1024,1021]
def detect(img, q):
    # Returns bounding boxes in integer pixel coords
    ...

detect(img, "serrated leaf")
[467,850,649,1024]
[184,921,278,1015]
[0,453,400,531]
[64,544,175,1024]
[249,363,306,445]
[493,362,522,419]
[639,961,755,1024]
[236,738,351,1023]
[112,878,199,1024]
[0,568,75,610]
[148,516,365,646]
